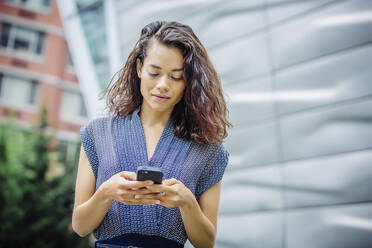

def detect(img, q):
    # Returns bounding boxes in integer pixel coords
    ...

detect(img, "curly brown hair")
[101,20,232,144]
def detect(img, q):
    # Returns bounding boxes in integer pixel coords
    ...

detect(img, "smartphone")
[136,166,163,184]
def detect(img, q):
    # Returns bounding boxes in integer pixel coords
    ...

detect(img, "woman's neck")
[139,103,172,128]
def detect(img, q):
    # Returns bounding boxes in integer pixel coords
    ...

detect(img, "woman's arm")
[179,181,221,248]
[72,146,157,237]
[71,146,113,237]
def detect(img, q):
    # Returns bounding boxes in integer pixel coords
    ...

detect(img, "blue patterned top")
[80,105,229,246]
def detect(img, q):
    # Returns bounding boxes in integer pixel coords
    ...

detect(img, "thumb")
[163,178,179,186]
[119,171,137,180]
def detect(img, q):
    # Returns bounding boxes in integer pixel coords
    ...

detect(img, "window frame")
[59,89,88,124]
[0,72,39,112]
[0,22,46,62]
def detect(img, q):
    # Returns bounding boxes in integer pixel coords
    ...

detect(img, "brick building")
[0,0,87,164]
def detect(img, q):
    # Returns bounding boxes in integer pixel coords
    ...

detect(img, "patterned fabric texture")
[80,105,229,246]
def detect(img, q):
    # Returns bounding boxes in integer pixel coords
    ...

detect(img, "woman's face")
[136,39,186,114]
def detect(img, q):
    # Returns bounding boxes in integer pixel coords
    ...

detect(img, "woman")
[72,20,232,248]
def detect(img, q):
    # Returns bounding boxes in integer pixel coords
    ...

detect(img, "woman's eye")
[172,77,183,81]
[148,72,159,77]
[148,72,182,81]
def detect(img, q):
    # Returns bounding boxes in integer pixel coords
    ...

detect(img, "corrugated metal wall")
[115,0,372,247]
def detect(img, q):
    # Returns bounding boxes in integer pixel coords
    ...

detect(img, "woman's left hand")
[133,178,193,208]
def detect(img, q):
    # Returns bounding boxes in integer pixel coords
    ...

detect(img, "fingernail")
[135,195,140,199]
[155,200,160,204]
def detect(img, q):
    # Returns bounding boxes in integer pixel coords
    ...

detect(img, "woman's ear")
[136,58,142,79]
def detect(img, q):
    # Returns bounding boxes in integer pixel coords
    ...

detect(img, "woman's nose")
[156,76,170,91]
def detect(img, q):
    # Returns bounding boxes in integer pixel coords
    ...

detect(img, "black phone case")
[136,166,163,184]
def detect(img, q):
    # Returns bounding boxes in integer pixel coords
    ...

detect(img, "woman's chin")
[148,102,172,113]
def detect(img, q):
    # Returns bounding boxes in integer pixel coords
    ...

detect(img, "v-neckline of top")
[133,105,173,164]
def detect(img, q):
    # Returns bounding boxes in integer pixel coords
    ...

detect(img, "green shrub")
[0,107,89,247]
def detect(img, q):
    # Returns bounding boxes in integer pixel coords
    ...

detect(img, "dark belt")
[95,233,184,248]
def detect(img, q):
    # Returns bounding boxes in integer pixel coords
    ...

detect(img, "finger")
[154,198,170,208]
[130,188,155,195]
[123,199,160,205]
[119,171,137,180]
[134,193,162,200]
[163,178,179,186]
[116,189,136,199]
[141,199,161,205]
[137,189,164,196]
[146,184,170,193]
[125,180,153,189]
[131,186,147,191]
[121,200,139,205]
[117,188,154,198]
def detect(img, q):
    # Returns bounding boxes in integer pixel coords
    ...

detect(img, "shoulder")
[186,141,229,165]
[80,116,113,136]
[90,115,113,125]
[208,143,229,165]
[81,114,133,138]
[189,141,227,154]
[82,115,118,129]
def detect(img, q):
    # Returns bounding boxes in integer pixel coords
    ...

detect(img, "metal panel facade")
[114,0,372,247]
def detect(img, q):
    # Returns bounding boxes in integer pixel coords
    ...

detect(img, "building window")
[60,91,87,121]
[0,23,11,47]
[4,0,51,12]
[75,0,99,10]
[0,73,39,109]
[0,22,45,57]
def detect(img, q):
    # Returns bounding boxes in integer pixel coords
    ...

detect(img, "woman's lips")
[152,94,170,101]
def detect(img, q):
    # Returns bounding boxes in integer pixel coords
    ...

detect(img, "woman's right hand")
[101,171,159,205]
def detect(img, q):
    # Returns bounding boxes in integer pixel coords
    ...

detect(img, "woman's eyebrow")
[149,64,183,71]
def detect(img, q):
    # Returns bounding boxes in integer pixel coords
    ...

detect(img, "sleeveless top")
[80,105,229,246]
